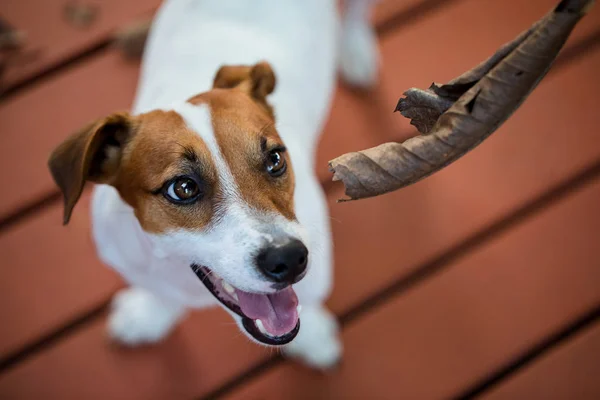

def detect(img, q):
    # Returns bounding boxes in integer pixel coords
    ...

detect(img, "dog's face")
[49,62,307,345]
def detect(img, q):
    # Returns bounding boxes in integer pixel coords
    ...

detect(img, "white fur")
[283,305,343,369]
[91,0,379,368]
[339,0,381,88]
[108,287,186,345]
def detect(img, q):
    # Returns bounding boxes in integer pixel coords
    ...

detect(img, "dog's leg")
[283,305,342,370]
[108,286,187,345]
[339,0,380,89]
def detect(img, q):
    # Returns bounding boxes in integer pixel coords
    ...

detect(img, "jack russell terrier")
[48,0,380,369]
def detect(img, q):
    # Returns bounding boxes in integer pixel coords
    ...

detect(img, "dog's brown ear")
[213,62,276,113]
[48,113,134,225]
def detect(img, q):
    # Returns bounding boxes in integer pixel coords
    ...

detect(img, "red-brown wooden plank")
[372,0,453,29]
[222,179,600,400]
[1,0,160,88]
[0,308,268,400]
[482,322,600,400]
[0,191,122,358]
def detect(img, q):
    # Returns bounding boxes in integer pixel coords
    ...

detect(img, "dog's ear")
[48,113,134,225]
[213,62,276,114]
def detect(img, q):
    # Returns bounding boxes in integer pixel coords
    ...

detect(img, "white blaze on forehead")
[171,102,289,238]
[172,102,240,201]
[169,102,307,244]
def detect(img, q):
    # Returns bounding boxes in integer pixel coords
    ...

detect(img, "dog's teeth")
[296,305,302,314]
[222,281,235,295]
[256,319,268,335]
[221,281,238,300]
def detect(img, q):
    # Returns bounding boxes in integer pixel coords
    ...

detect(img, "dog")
[48,0,380,369]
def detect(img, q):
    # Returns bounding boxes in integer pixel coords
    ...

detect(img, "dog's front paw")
[339,21,380,90]
[107,287,186,346]
[283,306,342,370]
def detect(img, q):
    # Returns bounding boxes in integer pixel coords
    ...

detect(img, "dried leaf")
[0,18,26,51]
[329,0,595,201]
[64,2,98,28]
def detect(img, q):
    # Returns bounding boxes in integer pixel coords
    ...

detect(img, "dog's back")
[133,0,339,151]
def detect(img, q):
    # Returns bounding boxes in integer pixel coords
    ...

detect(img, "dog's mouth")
[191,264,300,345]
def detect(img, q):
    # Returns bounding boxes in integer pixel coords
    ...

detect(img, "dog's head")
[48,62,307,345]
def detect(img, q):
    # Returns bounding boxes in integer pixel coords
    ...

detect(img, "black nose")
[256,240,308,284]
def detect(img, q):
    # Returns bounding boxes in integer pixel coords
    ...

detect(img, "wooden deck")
[1,0,599,399]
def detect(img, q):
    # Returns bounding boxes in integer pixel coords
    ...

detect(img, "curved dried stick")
[329,0,595,201]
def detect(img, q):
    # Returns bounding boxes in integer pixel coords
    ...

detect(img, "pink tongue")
[235,286,299,337]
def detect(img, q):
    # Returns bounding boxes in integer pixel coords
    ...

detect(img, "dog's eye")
[266,150,286,177]
[164,176,202,204]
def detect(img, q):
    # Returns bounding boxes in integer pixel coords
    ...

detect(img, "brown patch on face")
[189,90,297,221]
[48,109,221,232]
[114,110,219,233]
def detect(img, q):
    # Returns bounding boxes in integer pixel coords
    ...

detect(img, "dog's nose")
[256,240,308,284]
